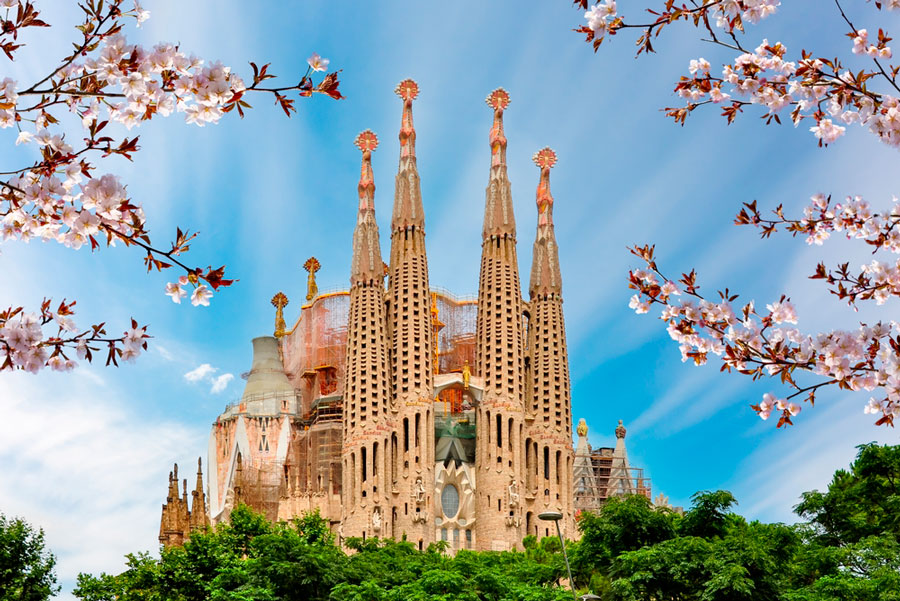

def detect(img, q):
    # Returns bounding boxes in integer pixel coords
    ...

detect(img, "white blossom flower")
[306,53,330,72]
[191,285,212,307]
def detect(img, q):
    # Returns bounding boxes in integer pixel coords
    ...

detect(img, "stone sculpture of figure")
[462,360,471,390]
[414,477,426,504]
[372,506,382,532]
[508,477,519,508]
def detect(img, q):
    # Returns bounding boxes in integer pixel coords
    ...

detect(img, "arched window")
[441,484,460,519]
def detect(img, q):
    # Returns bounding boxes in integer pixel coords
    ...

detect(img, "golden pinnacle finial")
[486,88,510,168]
[532,147,557,170]
[395,79,419,102]
[303,257,320,301]
[355,130,378,211]
[355,129,379,153]
[533,147,556,226]
[271,292,288,338]
[485,88,511,111]
[395,79,418,159]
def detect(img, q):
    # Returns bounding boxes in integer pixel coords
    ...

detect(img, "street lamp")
[538,511,577,601]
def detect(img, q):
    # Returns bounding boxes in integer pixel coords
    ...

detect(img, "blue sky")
[2,1,899,597]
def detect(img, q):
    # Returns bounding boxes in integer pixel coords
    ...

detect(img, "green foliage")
[571,494,676,580]
[0,513,59,601]
[795,443,900,546]
[69,445,900,601]
[678,490,738,539]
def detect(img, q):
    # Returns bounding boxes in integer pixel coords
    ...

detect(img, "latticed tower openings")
[474,88,528,549]
[387,79,435,547]
[524,148,575,538]
[342,130,393,539]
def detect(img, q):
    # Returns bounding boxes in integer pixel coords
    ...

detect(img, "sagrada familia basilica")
[159,81,654,552]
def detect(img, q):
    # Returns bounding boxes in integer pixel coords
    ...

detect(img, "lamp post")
[538,511,577,601]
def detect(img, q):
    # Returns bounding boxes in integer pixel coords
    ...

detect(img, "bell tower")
[387,80,435,547]
[524,148,574,537]
[474,89,527,549]
[342,130,392,539]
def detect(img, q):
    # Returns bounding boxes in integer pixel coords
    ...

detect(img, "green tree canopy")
[0,513,59,601]
[795,443,900,546]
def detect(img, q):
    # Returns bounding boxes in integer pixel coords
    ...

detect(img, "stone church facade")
[161,81,611,552]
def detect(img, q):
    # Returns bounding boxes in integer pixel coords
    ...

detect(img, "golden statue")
[271,292,288,338]
[462,360,470,390]
[303,257,320,301]
[576,418,588,438]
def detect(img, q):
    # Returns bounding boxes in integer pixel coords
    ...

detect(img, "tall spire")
[391,79,425,231]
[524,146,574,537]
[482,88,516,239]
[529,148,562,299]
[191,457,209,531]
[475,86,526,548]
[343,125,392,540]
[386,78,434,547]
[350,130,384,286]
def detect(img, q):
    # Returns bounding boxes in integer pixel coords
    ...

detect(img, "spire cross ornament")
[533,147,557,226]
[355,130,378,211]
[486,88,510,168]
[271,292,288,338]
[303,257,320,301]
[395,79,419,159]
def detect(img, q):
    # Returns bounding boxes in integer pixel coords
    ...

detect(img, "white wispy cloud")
[184,363,234,394]
[0,371,205,600]
[210,373,234,394]
[184,363,216,382]
[155,345,174,361]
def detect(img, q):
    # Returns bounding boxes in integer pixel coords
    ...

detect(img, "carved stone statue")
[508,477,519,508]
[414,477,426,504]
[372,506,382,532]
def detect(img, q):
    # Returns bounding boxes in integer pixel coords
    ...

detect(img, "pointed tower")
[573,419,599,514]
[387,80,435,547]
[159,463,191,548]
[341,130,393,540]
[608,421,637,497]
[524,148,575,537]
[475,89,527,550]
[190,457,209,531]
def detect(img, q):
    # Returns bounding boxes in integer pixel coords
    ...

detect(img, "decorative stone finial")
[616,419,626,439]
[303,257,320,301]
[395,79,418,159]
[577,418,588,438]
[532,147,556,227]
[271,292,288,338]
[355,130,378,211]
[486,88,510,168]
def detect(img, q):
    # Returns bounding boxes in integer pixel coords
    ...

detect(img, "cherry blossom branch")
[0,0,343,372]
[572,1,900,149]
[0,301,148,372]
[833,0,900,95]
[628,243,900,427]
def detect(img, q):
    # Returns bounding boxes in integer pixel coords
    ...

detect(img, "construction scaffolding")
[573,447,652,514]
[281,291,351,404]
[432,288,477,375]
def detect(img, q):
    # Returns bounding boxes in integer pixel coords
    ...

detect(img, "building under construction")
[572,419,651,515]
[160,80,656,551]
